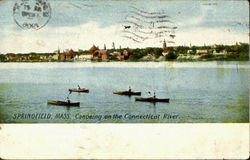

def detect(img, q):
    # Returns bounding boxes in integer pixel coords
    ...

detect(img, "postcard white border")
[0,123,249,159]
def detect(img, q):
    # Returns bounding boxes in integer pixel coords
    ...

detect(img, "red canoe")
[69,89,89,93]
[48,100,80,106]
[135,97,169,103]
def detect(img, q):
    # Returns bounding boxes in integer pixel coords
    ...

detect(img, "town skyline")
[1,41,248,62]
[0,40,249,54]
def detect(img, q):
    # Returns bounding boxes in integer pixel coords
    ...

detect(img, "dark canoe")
[135,97,170,103]
[48,101,80,106]
[113,91,141,96]
[69,88,89,93]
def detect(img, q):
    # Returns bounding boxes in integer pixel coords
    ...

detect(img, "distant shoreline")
[1,43,248,62]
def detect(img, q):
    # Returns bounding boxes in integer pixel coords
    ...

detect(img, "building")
[110,50,130,61]
[163,39,167,51]
[6,56,17,62]
[78,53,94,61]
[52,49,60,60]
[110,51,121,56]
[111,51,123,60]
[162,39,168,56]
[59,53,65,60]
[52,54,59,60]
[65,49,75,60]
[89,44,109,61]
[123,50,130,60]
[39,55,48,60]
[213,49,227,55]
[93,50,109,61]
[196,49,208,55]
[187,49,193,54]
[89,45,99,52]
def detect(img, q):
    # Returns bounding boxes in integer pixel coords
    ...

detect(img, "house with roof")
[196,49,208,55]
[59,53,65,60]
[78,53,94,61]
[212,49,227,55]
[6,55,17,62]
[123,50,130,60]
[89,45,99,52]
[65,49,75,60]
[110,50,130,61]
[187,49,194,54]
[52,49,60,60]
[93,49,109,61]
[89,44,109,61]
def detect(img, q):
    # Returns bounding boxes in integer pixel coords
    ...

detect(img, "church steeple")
[57,47,60,54]
[163,39,167,51]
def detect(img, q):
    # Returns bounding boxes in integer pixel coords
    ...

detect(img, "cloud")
[177,17,204,27]
[0,21,123,53]
[175,28,248,46]
[0,21,248,54]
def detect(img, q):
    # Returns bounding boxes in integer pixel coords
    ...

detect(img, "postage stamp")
[13,0,51,30]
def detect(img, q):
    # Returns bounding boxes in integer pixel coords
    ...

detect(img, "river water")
[0,61,248,123]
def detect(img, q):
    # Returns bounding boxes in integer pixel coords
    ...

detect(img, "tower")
[163,39,167,51]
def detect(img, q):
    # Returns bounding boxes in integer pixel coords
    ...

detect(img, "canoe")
[69,88,89,93]
[47,100,80,106]
[113,91,141,96]
[135,97,169,103]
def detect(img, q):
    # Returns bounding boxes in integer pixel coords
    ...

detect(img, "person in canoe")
[148,91,156,98]
[128,86,131,92]
[66,96,71,103]
[148,91,151,96]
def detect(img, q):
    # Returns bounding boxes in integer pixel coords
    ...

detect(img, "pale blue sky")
[0,0,249,53]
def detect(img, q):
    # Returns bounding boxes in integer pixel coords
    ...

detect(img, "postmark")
[13,0,51,30]
[122,6,177,44]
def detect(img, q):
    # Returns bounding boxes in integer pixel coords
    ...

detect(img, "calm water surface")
[0,61,248,123]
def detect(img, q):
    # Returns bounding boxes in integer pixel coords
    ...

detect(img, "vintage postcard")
[0,0,249,159]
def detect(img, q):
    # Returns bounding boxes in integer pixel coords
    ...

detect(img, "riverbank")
[0,57,249,63]
[1,43,248,62]
[0,54,248,63]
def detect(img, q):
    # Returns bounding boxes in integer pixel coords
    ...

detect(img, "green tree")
[128,48,146,61]
[0,54,6,62]
[165,48,177,60]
